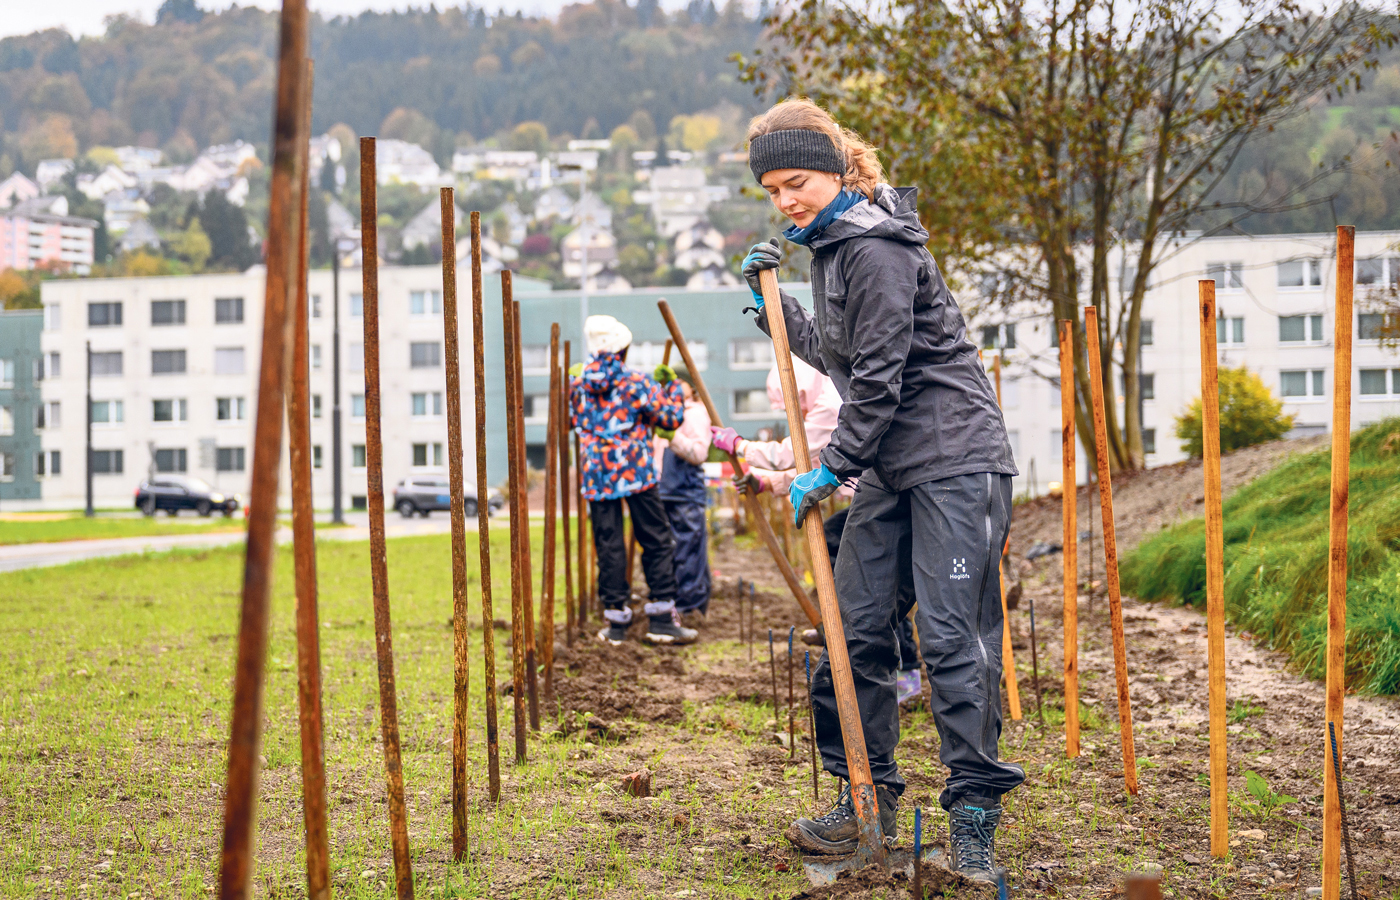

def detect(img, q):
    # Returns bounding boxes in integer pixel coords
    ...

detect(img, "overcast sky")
[1,0,631,39]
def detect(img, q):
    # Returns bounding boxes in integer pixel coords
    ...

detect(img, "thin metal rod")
[768,628,780,722]
[787,626,795,760]
[542,323,560,704]
[1029,596,1044,727]
[1198,279,1229,858]
[913,807,923,900]
[287,55,329,900]
[441,187,471,861]
[1329,722,1359,900]
[470,212,500,802]
[217,4,307,894]
[1323,226,1355,900]
[560,340,574,649]
[513,300,540,731]
[806,650,818,801]
[501,271,527,764]
[1058,319,1079,759]
[656,300,822,631]
[575,430,587,629]
[1083,304,1138,797]
[759,268,885,865]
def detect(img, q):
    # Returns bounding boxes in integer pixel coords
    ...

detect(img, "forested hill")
[0,0,766,171]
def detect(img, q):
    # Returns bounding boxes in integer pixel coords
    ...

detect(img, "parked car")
[392,476,503,518]
[135,476,241,517]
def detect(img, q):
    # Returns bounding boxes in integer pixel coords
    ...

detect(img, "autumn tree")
[1175,367,1294,457]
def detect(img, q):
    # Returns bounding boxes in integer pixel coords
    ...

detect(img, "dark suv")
[392,476,502,518]
[135,476,241,517]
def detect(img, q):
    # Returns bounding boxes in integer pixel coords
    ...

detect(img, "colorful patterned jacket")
[571,351,684,501]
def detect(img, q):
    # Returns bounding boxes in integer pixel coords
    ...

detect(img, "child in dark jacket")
[571,315,697,645]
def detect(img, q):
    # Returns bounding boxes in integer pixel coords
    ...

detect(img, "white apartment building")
[974,231,1400,496]
[36,267,481,511]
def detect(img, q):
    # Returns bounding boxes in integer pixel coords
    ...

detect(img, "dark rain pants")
[811,472,1026,810]
[825,507,920,672]
[666,500,711,614]
[590,486,678,616]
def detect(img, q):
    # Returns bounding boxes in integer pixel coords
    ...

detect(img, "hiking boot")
[948,795,1002,883]
[597,623,629,646]
[896,668,922,705]
[785,782,898,855]
[679,609,706,630]
[644,615,698,645]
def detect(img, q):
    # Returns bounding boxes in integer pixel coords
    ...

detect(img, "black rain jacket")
[756,184,1017,492]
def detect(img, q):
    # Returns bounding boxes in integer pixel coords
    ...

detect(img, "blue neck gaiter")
[783,189,866,246]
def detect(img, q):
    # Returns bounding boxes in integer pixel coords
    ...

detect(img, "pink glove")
[710,426,741,455]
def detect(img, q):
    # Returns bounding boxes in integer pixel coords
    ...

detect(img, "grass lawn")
[0,513,245,546]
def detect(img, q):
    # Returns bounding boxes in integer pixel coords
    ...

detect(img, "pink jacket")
[654,398,712,474]
[741,360,843,494]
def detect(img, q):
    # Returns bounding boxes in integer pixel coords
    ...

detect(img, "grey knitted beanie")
[748,129,847,182]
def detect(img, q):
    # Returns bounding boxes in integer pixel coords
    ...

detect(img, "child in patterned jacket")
[571,315,697,646]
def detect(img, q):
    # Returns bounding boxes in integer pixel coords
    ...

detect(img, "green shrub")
[1121,419,1400,694]
[1174,367,1295,458]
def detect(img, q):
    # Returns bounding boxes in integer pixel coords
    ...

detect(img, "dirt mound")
[789,862,989,899]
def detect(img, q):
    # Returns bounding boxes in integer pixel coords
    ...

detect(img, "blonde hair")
[747,98,885,201]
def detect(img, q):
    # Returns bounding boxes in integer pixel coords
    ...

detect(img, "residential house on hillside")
[35,159,74,193]
[561,226,618,280]
[117,219,162,254]
[634,167,729,237]
[77,165,138,201]
[0,173,40,208]
[104,196,151,235]
[573,193,612,230]
[533,187,575,223]
[376,139,444,187]
[308,134,342,187]
[491,201,528,246]
[114,146,163,172]
[686,263,739,290]
[672,220,726,272]
[402,199,466,250]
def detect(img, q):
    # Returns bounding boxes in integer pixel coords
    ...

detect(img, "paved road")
[0,511,493,573]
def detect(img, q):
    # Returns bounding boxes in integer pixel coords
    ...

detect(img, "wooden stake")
[991,353,1021,721]
[656,300,822,631]
[469,212,501,803]
[441,188,471,860]
[1058,320,1079,759]
[286,55,329,900]
[1083,305,1138,796]
[1323,226,1355,900]
[217,7,306,895]
[759,268,886,865]
[541,323,560,704]
[358,136,415,897]
[560,340,575,649]
[501,271,528,764]
[1198,279,1229,858]
[513,300,540,731]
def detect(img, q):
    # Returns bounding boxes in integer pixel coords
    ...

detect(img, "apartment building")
[0,204,98,273]
[0,309,43,503]
[972,231,1400,495]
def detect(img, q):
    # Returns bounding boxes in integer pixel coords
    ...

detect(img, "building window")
[311,294,322,319]
[1358,368,1399,396]
[0,406,12,436]
[91,400,124,424]
[1206,262,1244,291]
[1143,428,1157,455]
[409,290,442,315]
[312,394,322,418]
[411,392,443,417]
[91,449,124,474]
[154,448,188,473]
[35,451,46,477]
[351,494,367,510]
[351,444,367,468]
[729,338,775,370]
[1140,319,1154,346]
[1279,314,1324,343]
[44,303,60,330]
[152,398,188,422]
[1358,313,1394,341]
[1281,369,1325,398]
[628,340,707,372]
[0,359,12,388]
[88,301,123,327]
[1355,257,1398,286]
[312,445,323,469]
[980,323,1017,350]
[216,447,246,472]
[1216,316,1245,346]
[351,394,365,418]
[151,299,186,326]
[733,388,775,417]
[214,347,246,375]
[216,397,247,421]
[350,293,363,317]
[311,344,322,369]
[348,342,364,372]
[46,352,60,378]
[215,297,245,324]
[520,344,550,375]
[411,442,444,467]
[49,450,61,476]
[0,452,12,482]
[90,351,122,377]
[410,341,442,368]
[152,350,187,375]
[523,393,548,424]
[43,401,60,429]
[1277,258,1323,289]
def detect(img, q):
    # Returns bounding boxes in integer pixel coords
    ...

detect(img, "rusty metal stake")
[560,339,574,649]
[541,323,561,704]
[512,300,540,731]
[470,213,501,802]
[441,187,471,860]
[359,136,414,898]
[501,272,528,764]
[217,5,307,895]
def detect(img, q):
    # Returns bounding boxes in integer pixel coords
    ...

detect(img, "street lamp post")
[560,162,591,342]
[85,340,93,518]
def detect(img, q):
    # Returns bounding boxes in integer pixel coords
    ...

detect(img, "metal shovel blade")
[802,844,947,887]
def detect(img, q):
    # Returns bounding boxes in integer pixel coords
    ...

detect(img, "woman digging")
[740,98,1023,883]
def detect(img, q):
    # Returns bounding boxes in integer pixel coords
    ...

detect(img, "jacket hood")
[806,184,928,252]
[582,351,627,396]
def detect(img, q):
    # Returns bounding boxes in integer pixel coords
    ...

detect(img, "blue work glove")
[789,463,841,526]
[741,238,781,308]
